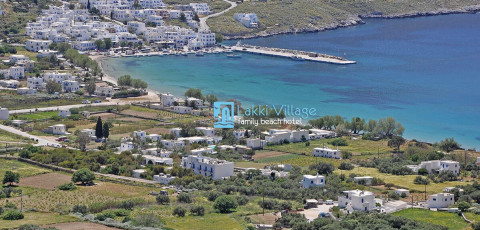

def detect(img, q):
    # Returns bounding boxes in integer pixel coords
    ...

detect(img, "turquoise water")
[101,13,480,149]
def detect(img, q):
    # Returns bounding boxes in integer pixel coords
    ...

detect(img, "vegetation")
[3,171,20,186]
[72,168,95,185]
[214,195,238,213]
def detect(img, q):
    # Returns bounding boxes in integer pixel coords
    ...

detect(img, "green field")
[0,212,78,229]
[265,137,392,155]
[336,167,471,194]
[12,111,58,120]
[393,208,478,230]
[0,159,51,179]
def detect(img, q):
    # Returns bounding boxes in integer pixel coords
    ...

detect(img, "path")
[9,101,123,115]
[199,0,237,31]
[0,124,61,147]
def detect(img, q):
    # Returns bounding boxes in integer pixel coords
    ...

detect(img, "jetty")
[229,44,356,65]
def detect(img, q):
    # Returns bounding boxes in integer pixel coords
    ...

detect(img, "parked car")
[94,100,102,103]
[82,100,91,104]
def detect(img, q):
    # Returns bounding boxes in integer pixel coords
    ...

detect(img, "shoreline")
[90,55,161,101]
[221,5,480,40]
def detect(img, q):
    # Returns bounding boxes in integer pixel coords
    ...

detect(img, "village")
[0,0,479,230]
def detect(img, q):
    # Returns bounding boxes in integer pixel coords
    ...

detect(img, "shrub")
[206,191,224,201]
[156,195,170,205]
[338,162,354,170]
[329,138,348,146]
[214,195,238,213]
[58,182,77,191]
[458,201,471,212]
[118,200,135,210]
[177,193,192,203]
[236,195,249,206]
[418,168,429,175]
[72,204,88,214]
[113,209,130,217]
[72,168,95,185]
[388,191,400,200]
[173,206,186,217]
[190,205,205,216]
[131,213,161,227]
[3,210,24,220]
[4,202,17,209]
[0,206,3,215]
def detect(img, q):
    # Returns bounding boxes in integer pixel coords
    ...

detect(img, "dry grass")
[44,222,122,230]
[253,151,289,160]
[0,212,78,229]
[18,173,72,190]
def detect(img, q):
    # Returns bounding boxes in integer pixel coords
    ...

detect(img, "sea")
[100,13,480,149]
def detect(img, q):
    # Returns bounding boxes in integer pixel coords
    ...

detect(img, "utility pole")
[424,184,427,200]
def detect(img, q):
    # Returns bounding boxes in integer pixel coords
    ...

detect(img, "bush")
[418,168,429,175]
[177,193,192,203]
[190,205,205,216]
[236,195,249,206]
[258,199,278,210]
[72,204,88,214]
[113,209,130,217]
[131,213,161,227]
[4,202,17,209]
[329,138,348,146]
[118,200,136,210]
[206,191,224,201]
[58,182,77,191]
[156,195,170,205]
[338,162,354,170]
[3,210,24,220]
[214,195,238,213]
[72,168,95,185]
[173,206,186,217]
[458,201,471,212]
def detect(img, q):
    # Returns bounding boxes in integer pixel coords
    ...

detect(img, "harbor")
[229,44,356,65]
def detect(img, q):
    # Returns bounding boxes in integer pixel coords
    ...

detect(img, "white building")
[188,30,215,50]
[246,138,264,150]
[95,85,114,97]
[144,155,174,165]
[161,139,185,149]
[0,107,9,120]
[234,13,259,28]
[62,80,80,92]
[182,155,234,179]
[132,169,146,178]
[9,55,30,63]
[169,128,182,137]
[290,130,309,142]
[58,109,71,118]
[191,147,214,155]
[407,160,460,175]
[302,175,325,188]
[27,77,45,89]
[189,3,211,15]
[148,134,162,142]
[186,97,203,107]
[427,193,454,209]
[394,189,410,197]
[80,129,96,140]
[133,130,147,141]
[313,147,341,159]
[265,132,290,144]
[161,93,175,107]
[45,124,67,135]
[353,176,373,185]
[26,40,53,52]
[195,127,215,137]
[173,106,192,114]
[17,87,37,95]
[154,173,176,185]
[72,41,96,51]
[120,142,135,152]
[309,129,336,139]
[338,190,376,212]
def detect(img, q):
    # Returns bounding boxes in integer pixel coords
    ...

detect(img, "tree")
[388,136,406,152]
[156,195,170,205]
[131,78,148,89]
[378,117,404,138]
[193,13,200,22]
[104,38,112,50]
[177,193,192,203]
[458,201,471,212]
[215,33,223,44]
[94,39,106,50]
[77,132,90,151]
[69,3,75,10]
[2,210,24,220]
[103,123,110,139]
[3,171,20,186]
[309,162,334,175]
[214,195,238,213]
[190,205,205,216]
[72,168,95,185]
[179,13,186,22]
[413,176,430,185]
[418,168,429,175]
[205,94,218,107]
[173,207,186,217]
[45,80,62,94]
[349,117,365,134]
[86,79,96,95]
[95,117,103,139]
[184,88,203,99]
[118,75,132,86]
[438,138,460,153]
[87,0,91,10]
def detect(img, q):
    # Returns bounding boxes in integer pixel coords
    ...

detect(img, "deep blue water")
[101,13,480,149]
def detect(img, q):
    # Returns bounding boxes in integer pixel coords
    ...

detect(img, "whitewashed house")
[309,129,336,139]
[17,87,37,95]
[62,80,80,92]
[182,155,234,179]
[290,130,309,142]
[407,160,460,175]
[154,173,176,185]
[161,93,175,107]
[80,129,96,140]
[195,127,215,137]
[313,147,341,159]
[173,106,192,114]
[148,134,162,142]
[186,97,203,107]
[246,138,264,150]
[354,176,373,185]
[302,175,325,188]
[27,77,46,89]
[338,190,376,212]
[161,139,185,149]
[95,85,114,97]
[427,193,454,209]
[265,132,291,144]
[169,128,182,137]
[120,142,135,152]
[45,124,67,135]
[133,130,147,141]
[58,109,71,118]
[394,189,410,197]
[234,13,259,28]
[143,155,174,165]
[26,40,53,52]
[0,107,9,120]
[132,169,146,178]
[189,3,211,15]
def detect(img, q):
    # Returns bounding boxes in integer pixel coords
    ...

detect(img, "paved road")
[9,101,126,114]
[0,124,61,147]
[199,0,237,31]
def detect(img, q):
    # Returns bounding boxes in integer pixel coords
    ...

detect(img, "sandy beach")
[90,54,161,102]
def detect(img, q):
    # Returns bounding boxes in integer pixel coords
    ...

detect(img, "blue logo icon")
[213,102,234,128]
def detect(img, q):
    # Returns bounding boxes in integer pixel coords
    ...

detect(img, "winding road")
[0,124,61,147]
[199,0,237,31]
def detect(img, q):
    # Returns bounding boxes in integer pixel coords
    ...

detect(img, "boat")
[225,50,233,54]
[227,53,241,58]
[181,52,188,56]
[196,52,204,56]
[291,55,305,61]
